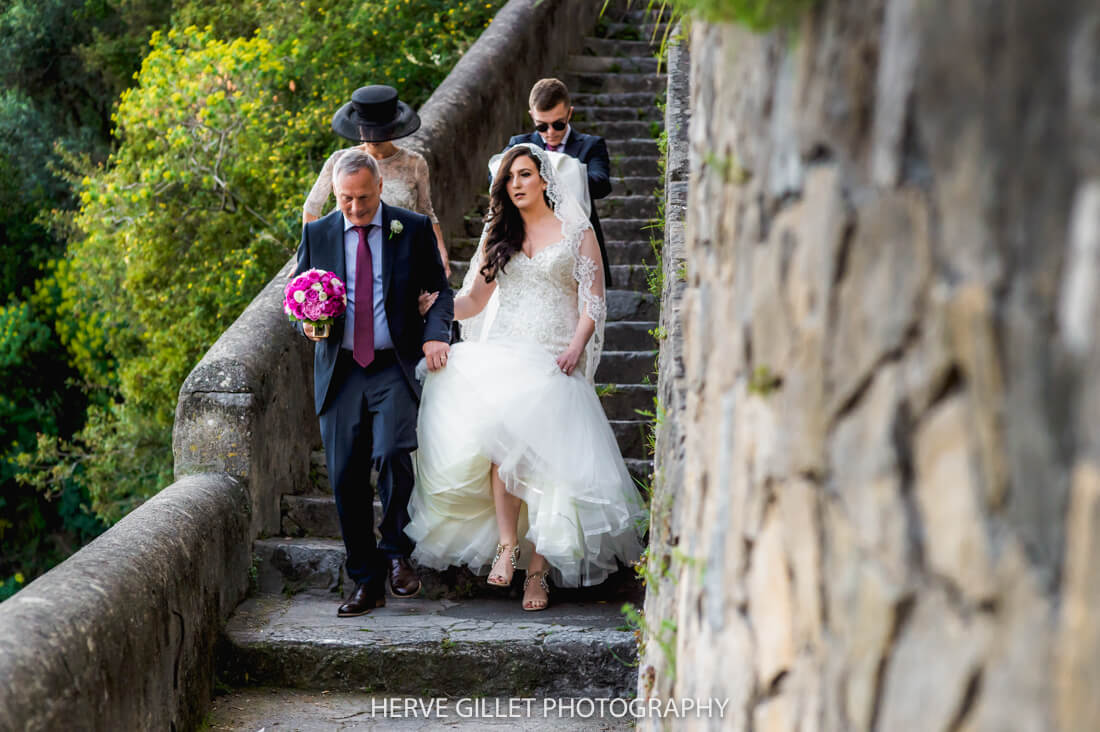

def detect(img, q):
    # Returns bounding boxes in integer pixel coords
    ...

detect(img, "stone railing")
[0,1,598,728]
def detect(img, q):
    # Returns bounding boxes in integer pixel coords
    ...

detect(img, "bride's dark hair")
[481,147,553,283]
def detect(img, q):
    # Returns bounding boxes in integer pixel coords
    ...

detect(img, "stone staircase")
[210,3,666,725]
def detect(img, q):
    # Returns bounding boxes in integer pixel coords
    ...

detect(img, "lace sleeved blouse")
[302,145,440,224]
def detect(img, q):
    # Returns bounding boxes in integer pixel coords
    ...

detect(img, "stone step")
[610,420,651,460]
[594,22,670,44]
[605,239,655,265]
[596,350,656,385]
[573,105,662,122]
[607,290,659,321]
[281,495,341,538]
[611,138,661,156]
[594,19,668,41]
[461,216,483,238]
[567,72,667,95]
[624,457,652,487]
[450,236,480,261]
[572,91,664,108]
[608,263,653,290]
[605,321,658,351]
[583,120,663,142]
[207,688,636,729]
[218,591,639,697]
[253,537,346,595]
[566,54,661,74]
[255,537,491,600]
[601,218,656,242]
[610,154,661,177]
[619,8,676,25]
[598,384,657,421]
[582,38,660,57]
[448,260,468,289]
[610,176,662,196]
[598,194,660,220]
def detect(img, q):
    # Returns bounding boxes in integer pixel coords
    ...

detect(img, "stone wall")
[0,474,248,731]
[641,1,1100,729]
[173,257,317,539]
[0,1,596,727]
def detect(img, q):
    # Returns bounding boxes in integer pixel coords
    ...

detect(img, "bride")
[405,144,646,611]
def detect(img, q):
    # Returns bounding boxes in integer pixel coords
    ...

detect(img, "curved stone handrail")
[0,1,602,728]
[0,474,249,731]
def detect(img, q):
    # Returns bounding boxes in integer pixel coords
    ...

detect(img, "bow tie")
[546,143,560,152]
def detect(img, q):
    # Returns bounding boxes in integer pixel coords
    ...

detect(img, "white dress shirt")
[546,125,572,152]
[340,206,394,353]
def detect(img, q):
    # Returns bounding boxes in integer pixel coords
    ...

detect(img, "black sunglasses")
[534,120,568,133]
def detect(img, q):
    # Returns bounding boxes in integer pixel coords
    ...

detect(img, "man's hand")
[303,323,326,342]
[423,340,450,371]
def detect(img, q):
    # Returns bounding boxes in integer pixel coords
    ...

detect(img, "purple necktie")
[546,143,559,152]
[352,225,375,368]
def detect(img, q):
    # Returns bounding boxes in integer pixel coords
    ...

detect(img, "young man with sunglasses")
[502,78,614,287]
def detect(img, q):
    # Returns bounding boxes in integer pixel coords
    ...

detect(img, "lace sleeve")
[571,223,607,383]
[456,226,499,342]
[415,153,440,225]
[303,149,346,218]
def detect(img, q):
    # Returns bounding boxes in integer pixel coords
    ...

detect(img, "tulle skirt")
[406,338,646,587]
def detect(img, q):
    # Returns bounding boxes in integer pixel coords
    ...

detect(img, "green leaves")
[671,0,815,29]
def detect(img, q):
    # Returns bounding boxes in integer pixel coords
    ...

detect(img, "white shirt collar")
[342,204,384,232]
[546,125,571,151]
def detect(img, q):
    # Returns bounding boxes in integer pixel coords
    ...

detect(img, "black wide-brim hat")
[332,85,421,143]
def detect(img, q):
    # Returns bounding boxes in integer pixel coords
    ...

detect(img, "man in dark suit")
[294,148,453,617]
[503,78,614,287]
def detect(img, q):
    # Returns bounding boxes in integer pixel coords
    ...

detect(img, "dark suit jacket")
[293,202,454,414]
[504,130,614,287]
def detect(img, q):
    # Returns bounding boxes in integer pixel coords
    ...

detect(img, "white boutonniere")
[389,220,404,239]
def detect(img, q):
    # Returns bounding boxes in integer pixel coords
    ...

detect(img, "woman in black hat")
[303,85,450,277]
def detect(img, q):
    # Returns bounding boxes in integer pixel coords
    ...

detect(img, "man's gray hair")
[334,148,381,182]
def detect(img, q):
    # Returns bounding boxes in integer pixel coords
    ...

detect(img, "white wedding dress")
[406,147,645,587]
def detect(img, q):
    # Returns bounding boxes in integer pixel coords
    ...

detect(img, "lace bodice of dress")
[486,239,585,370]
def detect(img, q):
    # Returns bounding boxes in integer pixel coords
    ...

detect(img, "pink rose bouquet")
[284,268,347,337]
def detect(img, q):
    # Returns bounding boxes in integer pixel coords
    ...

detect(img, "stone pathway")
[212,3,666,727]
[218,591,637,698]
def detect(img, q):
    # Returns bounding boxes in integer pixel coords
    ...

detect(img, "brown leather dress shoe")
[338,583,385,617]
[389,557,421,599]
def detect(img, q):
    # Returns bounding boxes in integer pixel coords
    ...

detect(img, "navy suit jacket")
[293,202,454,415]
[504,130,614,287]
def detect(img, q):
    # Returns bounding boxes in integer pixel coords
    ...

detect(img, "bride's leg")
[487,463,522,585]
[522,551,550,611]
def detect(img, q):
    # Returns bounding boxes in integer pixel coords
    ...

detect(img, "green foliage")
[41,1,503,522]
[748,364,782,395]
[672,0,815,29]
[621,602,678,679]
[702,150,750,184]
[0,0,174,596]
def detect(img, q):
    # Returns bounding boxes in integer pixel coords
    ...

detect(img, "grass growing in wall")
[673,0,815,29]
[620,1,679,677]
